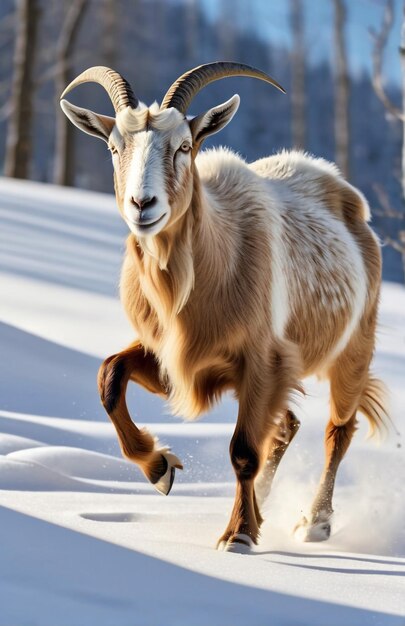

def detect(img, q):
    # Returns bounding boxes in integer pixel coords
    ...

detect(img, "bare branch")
[383,234,405,254]
[55,0,88,68]
[371,0,404,121]
[372,183,405,218]
[373,186,405,270]
[37,50,92,87]
[53,0,90,186]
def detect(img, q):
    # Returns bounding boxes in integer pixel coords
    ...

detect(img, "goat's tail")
[358,375,390,438]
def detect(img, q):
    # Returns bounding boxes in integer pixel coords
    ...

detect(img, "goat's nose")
[131,196,157,210]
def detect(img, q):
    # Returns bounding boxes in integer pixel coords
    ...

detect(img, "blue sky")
[202,0,403,85]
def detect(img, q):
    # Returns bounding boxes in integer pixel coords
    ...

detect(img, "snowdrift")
[0,177,404,626]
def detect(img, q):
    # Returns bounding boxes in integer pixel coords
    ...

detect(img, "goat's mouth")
[128,212,167,233]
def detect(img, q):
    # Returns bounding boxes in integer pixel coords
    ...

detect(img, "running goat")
[61,62,388,551]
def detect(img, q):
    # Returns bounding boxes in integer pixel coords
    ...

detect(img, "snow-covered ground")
[0,176,404,626]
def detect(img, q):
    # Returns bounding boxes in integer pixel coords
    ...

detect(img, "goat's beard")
[139,211,195,325]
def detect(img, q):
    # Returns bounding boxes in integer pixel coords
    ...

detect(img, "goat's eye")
[179,142,191,154]
[109,146,118,155]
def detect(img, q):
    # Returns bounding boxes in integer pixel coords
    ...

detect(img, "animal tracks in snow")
[80,512,139,523]
[79,510,222,524]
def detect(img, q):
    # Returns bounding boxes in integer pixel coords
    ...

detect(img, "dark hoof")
[154,463,176,496]
[217,533,255,553]
[148,450,182,496]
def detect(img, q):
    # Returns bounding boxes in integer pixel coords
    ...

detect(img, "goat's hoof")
[216,533,255,553]
[149,449,183,496]
[294,516,331,542]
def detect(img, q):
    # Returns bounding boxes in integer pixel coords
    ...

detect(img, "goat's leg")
[216,435,261,553]
[294,310,379,542]
[294,414,357,542]
[254,410,300,511]
[98,341,182,495]
[217,348,298,552]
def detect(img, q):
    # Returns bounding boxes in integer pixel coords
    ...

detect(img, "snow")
[0,176,404,625]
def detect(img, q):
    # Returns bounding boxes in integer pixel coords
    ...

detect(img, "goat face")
[60,63,283,237]
[111,104,194,237]
[61,97,240,237]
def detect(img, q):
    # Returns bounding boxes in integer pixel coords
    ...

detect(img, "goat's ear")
[189,94,240,148]
[60,99,115,143]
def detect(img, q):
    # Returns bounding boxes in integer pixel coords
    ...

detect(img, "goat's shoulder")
[195,147,271,215]
[196,147,252,187]
[250,150,370,223]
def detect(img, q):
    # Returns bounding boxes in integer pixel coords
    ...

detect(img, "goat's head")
[61,63,284,238]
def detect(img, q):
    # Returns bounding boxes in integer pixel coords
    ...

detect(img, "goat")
[61,63,388,551]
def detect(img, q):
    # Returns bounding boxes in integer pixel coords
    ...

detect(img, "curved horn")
[160,62,285,113]
[60,66,138,112]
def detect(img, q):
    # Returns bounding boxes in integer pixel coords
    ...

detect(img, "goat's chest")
[157,318,238,418]
[120,252,241,417]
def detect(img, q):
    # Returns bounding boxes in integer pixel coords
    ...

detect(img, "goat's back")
[250,150,370,223]
[250,150,380,375]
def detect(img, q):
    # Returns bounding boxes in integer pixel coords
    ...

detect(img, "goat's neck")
[192,171,240,285]
[131,166,235,321]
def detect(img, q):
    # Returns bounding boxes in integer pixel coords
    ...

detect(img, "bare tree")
[371,0,405,198]
[53,0,89,186]
[4,0,40,179]
[371,0,405,275]
[289,0,306,149]
[333,0,351,178]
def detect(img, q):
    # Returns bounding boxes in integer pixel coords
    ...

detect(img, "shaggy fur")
[64,97,388,550]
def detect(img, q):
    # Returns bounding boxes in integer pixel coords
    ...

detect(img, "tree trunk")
[4,0,40,179]
[53,0,88,187]
[185,0,197,64]
[290,0,306,150]
[101,0,118,69]
[333,0,350,179]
